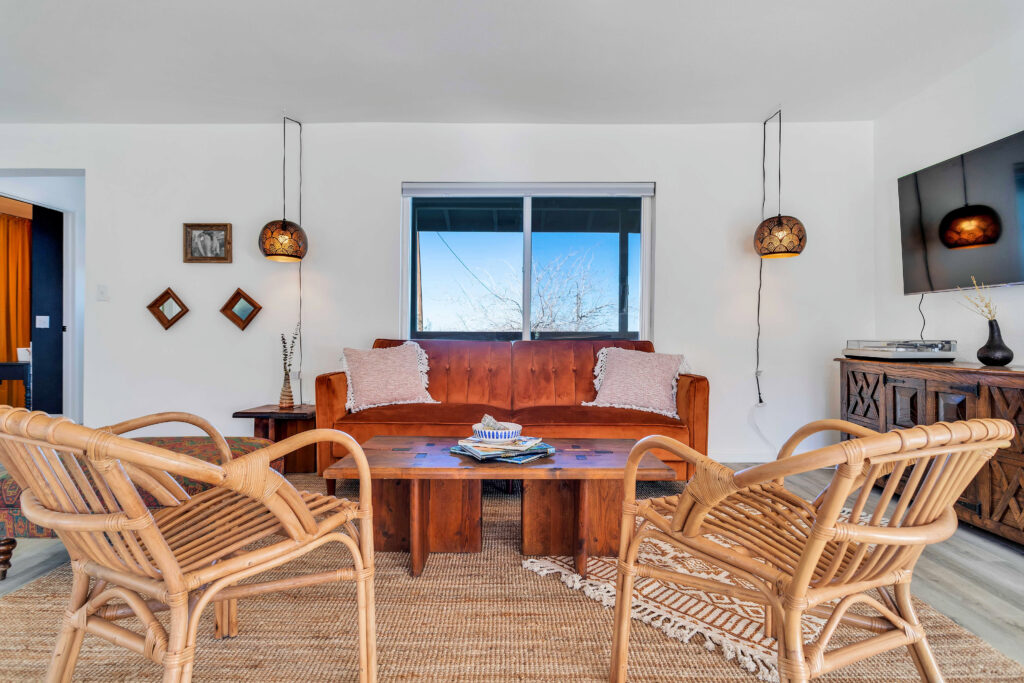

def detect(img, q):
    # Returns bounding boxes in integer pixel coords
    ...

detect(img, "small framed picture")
[183,223,232,263]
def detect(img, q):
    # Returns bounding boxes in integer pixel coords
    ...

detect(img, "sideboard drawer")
[926,380,979,423]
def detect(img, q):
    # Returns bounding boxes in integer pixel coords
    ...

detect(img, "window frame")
[400,183,654,341]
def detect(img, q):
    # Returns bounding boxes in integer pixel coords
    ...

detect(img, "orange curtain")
[1,213,31,407]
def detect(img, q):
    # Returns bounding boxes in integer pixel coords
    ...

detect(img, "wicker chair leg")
[355,574,370,682]
[779,609,810,683]
[894,583,944,682]
[46,570,90,683]
[162,602,192,683]
[609,562,636,683]
[362,577,378,682]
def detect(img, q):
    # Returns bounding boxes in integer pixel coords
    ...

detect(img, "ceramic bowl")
[472,422,522,443]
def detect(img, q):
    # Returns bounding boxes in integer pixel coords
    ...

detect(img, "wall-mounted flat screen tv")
[898,129,1024,294]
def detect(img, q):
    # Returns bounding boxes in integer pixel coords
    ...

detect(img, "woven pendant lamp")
[754,215,806,258]
[754,110,805,258]
[259,219,307,261]
[259,116,309,261]
[752,109,805,406]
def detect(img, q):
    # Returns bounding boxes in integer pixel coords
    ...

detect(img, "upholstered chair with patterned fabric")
[610,418,1014,683]
[0,406,377,683]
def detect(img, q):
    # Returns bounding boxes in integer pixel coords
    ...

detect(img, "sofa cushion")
[510,340,655,410]
[374,339,512,410]
[338,403,512,426]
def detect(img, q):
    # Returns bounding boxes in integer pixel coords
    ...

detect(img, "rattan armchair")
[610,418,1014,683]
[0,406,377,683]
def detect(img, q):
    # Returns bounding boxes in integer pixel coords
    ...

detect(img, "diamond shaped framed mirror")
[220,288,262,330]
[146,288,189,329]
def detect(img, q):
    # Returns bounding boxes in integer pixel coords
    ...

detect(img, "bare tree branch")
[435,247,616,332]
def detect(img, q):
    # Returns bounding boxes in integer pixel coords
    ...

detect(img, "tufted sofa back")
[510,340,654,410]
[373,339,513,410]
[373,338,657,411]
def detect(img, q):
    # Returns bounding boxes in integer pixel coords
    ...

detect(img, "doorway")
[0,197,64,414]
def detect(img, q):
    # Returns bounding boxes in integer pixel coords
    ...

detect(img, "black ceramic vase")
[977,319,1013,366]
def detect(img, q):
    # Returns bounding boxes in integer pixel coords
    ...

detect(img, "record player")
[842,340,957,361]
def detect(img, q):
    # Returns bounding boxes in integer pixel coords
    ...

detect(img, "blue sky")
[417,231,639,332]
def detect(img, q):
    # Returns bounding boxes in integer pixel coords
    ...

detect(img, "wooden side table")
[232,404,317,473]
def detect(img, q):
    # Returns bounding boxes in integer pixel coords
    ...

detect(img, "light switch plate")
[35,316,50,329]
[96,285,110,302]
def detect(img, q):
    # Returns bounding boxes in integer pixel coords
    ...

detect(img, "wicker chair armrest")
[624,435,716,501]
[831,507,958,546]
[777,419,881,462]
[730,420,880,491]
[218,429,372,540]
[101,411,233,465]
[20,490,152,533]
[732,449,844,492]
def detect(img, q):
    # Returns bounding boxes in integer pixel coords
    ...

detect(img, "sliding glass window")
[411,197,524,340]
[530,197,641,338]
[407,186,651,341]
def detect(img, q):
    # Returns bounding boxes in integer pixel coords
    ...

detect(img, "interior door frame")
[0,185,84,422]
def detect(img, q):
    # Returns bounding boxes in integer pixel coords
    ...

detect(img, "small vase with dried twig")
[279,324,299,408]
[959,276,1013,366]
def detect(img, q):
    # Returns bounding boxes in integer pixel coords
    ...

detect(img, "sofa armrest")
[676,374,709,454]
[314,371,350,474]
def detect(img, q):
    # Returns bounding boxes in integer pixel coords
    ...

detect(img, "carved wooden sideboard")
[838,357,1024,545]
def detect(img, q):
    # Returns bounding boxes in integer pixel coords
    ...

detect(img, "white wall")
[0,121,875,460]
[0,171,86,422]
[874,24,1024,352]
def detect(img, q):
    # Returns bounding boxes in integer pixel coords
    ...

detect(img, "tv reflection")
[898,130,1024,294]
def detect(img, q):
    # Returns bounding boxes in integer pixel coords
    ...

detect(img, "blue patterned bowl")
[472,422,522,443]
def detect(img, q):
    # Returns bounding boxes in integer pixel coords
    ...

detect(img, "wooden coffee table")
[323,436,674,577]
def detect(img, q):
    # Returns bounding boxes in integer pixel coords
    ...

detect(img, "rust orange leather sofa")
[315,339,709,480]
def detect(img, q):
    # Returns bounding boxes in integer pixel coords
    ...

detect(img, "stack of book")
[451,435,555,464]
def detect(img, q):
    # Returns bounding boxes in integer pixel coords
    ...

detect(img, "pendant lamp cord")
[918,293,926,340]
[756,109,782,405]
[776,110,782,217]
[283,115,305,404]
[960,154,969,207]
[912,171,930,340]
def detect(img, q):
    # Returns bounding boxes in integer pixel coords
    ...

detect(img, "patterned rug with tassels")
[523,506,897,683]
[524,537,820,683]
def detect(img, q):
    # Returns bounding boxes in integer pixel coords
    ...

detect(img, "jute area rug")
[0,476,1020,681]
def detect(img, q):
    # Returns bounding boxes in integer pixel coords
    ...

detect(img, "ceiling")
[3,0,1022,124]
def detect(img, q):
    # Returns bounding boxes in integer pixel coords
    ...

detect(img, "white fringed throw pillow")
[582,347,688,418]
[340,342,438,413]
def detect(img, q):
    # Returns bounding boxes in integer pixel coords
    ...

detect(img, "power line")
[435,232,513,304]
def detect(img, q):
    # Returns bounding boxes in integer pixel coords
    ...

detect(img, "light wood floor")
[3,467,1022,666]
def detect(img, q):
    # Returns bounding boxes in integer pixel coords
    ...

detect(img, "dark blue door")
[30,205,63,414]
